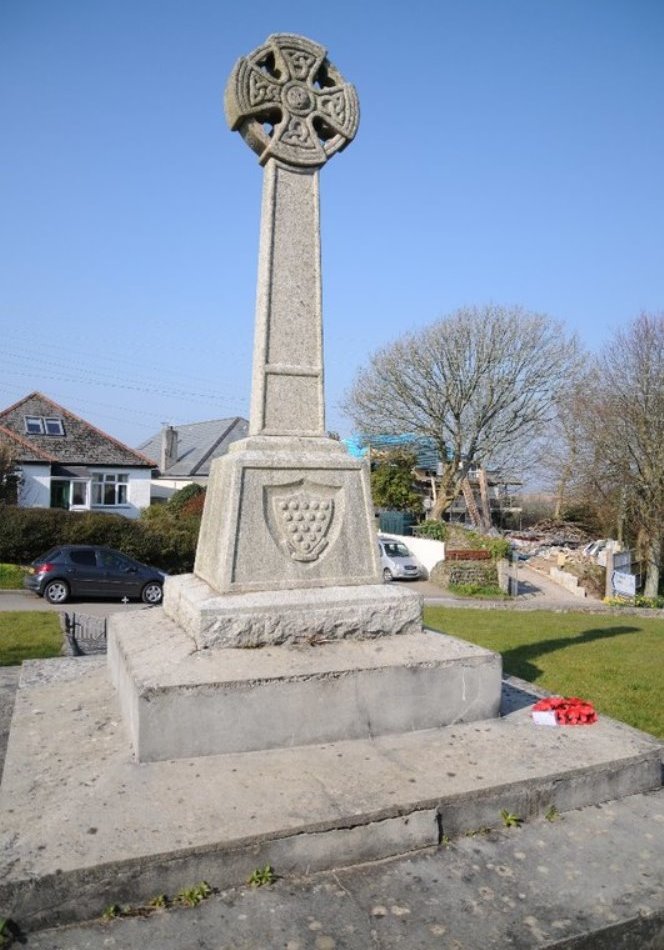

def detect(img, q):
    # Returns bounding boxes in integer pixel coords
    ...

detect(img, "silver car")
[378,537,421,582]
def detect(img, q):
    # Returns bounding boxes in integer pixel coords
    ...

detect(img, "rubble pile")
[508,519,592,557]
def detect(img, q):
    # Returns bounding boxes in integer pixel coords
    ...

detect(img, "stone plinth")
[108,612,502,762]
[194,436,381,596]
[164,574,422,648]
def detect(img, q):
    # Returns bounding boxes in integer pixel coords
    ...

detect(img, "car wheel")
[44,580,69,605]
[383,568,393,582]
[141,582,163,605]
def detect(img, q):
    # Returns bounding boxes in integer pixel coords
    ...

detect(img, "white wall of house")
[17,465,152,519]
[18,464,51,508]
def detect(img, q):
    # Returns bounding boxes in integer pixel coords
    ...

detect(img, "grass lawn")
[0,612,62,666]
[423,606,664,739]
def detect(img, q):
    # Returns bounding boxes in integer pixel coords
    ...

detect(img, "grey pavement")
[18,788,664,949]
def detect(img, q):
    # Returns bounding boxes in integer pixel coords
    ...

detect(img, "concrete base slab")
[162,574,423,648]
[0,658,661,932]
[108,616,502,761]
[22,790,664,949]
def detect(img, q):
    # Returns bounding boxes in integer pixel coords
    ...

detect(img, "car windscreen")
[383,543,411,558]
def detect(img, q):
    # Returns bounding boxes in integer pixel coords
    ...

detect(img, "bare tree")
[570,314,664,596]
[344,305,581,518]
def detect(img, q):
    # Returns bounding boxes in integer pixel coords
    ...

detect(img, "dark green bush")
[0,506,195,573]
[412,521,447,541]
[167,482,205,512]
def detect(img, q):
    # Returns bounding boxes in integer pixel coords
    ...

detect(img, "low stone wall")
[430,559,498,590]
[550,567,587,598]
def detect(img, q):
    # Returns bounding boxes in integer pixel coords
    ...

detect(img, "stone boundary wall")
[550,567,587,598]
[430,560,498,590]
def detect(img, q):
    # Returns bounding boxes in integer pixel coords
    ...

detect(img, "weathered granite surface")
[165,573,422,647]
[192,35,380,605]
[194,436,381,597]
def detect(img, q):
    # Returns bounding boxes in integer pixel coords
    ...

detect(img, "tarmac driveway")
[0,589,151,616]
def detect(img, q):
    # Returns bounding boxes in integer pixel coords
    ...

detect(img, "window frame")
[24,416,45,435]
[91,472,129,507]
[44,417,65,436]
[24,415,66,436]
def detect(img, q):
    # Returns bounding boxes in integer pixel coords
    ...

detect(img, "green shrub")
[167,483,205,512]
[482,537,511,560]
[604,594,664,610]
[413,521,447,541]
[0,506,196,574]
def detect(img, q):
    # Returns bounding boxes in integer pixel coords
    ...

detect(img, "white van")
[378,536,422,582]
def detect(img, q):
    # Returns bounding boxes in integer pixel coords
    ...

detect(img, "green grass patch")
[0,612,62,666]
[423,606,664,738]
[0,563,26,590]
[448,583,509,600]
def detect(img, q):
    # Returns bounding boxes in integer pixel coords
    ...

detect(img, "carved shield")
[265,479,341,562]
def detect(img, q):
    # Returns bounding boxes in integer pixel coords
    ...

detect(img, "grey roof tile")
[0,392,156,467]
[137,418,248,477]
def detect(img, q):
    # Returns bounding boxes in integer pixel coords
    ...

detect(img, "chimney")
[160,425,178,473]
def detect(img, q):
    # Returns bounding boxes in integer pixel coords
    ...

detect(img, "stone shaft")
[250,162,324,437]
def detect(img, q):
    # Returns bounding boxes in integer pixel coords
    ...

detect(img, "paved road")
[411,563,603,610]
[0,589,151,616]
[0,565,608,617]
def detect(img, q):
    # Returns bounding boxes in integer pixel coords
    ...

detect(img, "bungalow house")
[0,392,156,519]
[137,417,248,502]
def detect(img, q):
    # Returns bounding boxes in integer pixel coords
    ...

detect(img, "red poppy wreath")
[532,696,598,726]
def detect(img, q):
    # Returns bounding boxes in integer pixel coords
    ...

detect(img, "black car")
[24,545,166,605]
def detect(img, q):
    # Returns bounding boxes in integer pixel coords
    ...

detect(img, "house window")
[71,481,88,507]
[50,479,89,510]
[92,472,128,506]
[25,416,44,434]
[24,415,65,436]
[44,417,65,435]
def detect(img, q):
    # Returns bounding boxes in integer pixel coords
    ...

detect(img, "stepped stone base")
[108,611,502,762]
[1,658,661,934]
[163,574,423,648]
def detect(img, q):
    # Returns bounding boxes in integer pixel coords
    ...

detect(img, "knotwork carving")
[225,33,359,167]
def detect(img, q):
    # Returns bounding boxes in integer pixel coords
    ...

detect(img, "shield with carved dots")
[265,479,342,562]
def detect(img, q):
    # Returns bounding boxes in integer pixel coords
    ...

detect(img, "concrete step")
[0,657,661,933]
[108,617,502,761]
[20,788,664,949]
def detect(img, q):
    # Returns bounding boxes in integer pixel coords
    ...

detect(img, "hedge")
[0,506,197,574]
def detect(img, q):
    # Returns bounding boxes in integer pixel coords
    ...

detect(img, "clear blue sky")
[2,0,662,448]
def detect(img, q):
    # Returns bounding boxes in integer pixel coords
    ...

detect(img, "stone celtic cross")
[193,33,380,595]
[224,33,359,438]
[225,33,359,167]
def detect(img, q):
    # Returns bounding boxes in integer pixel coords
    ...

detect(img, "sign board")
[613,550,631,572]
[612,571,636,597]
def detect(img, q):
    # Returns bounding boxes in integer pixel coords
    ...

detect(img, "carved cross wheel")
[225,33,359,167]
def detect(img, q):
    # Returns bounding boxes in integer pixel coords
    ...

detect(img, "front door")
[50,480,70,509]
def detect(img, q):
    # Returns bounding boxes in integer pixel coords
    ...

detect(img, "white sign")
[612,571,636,597]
